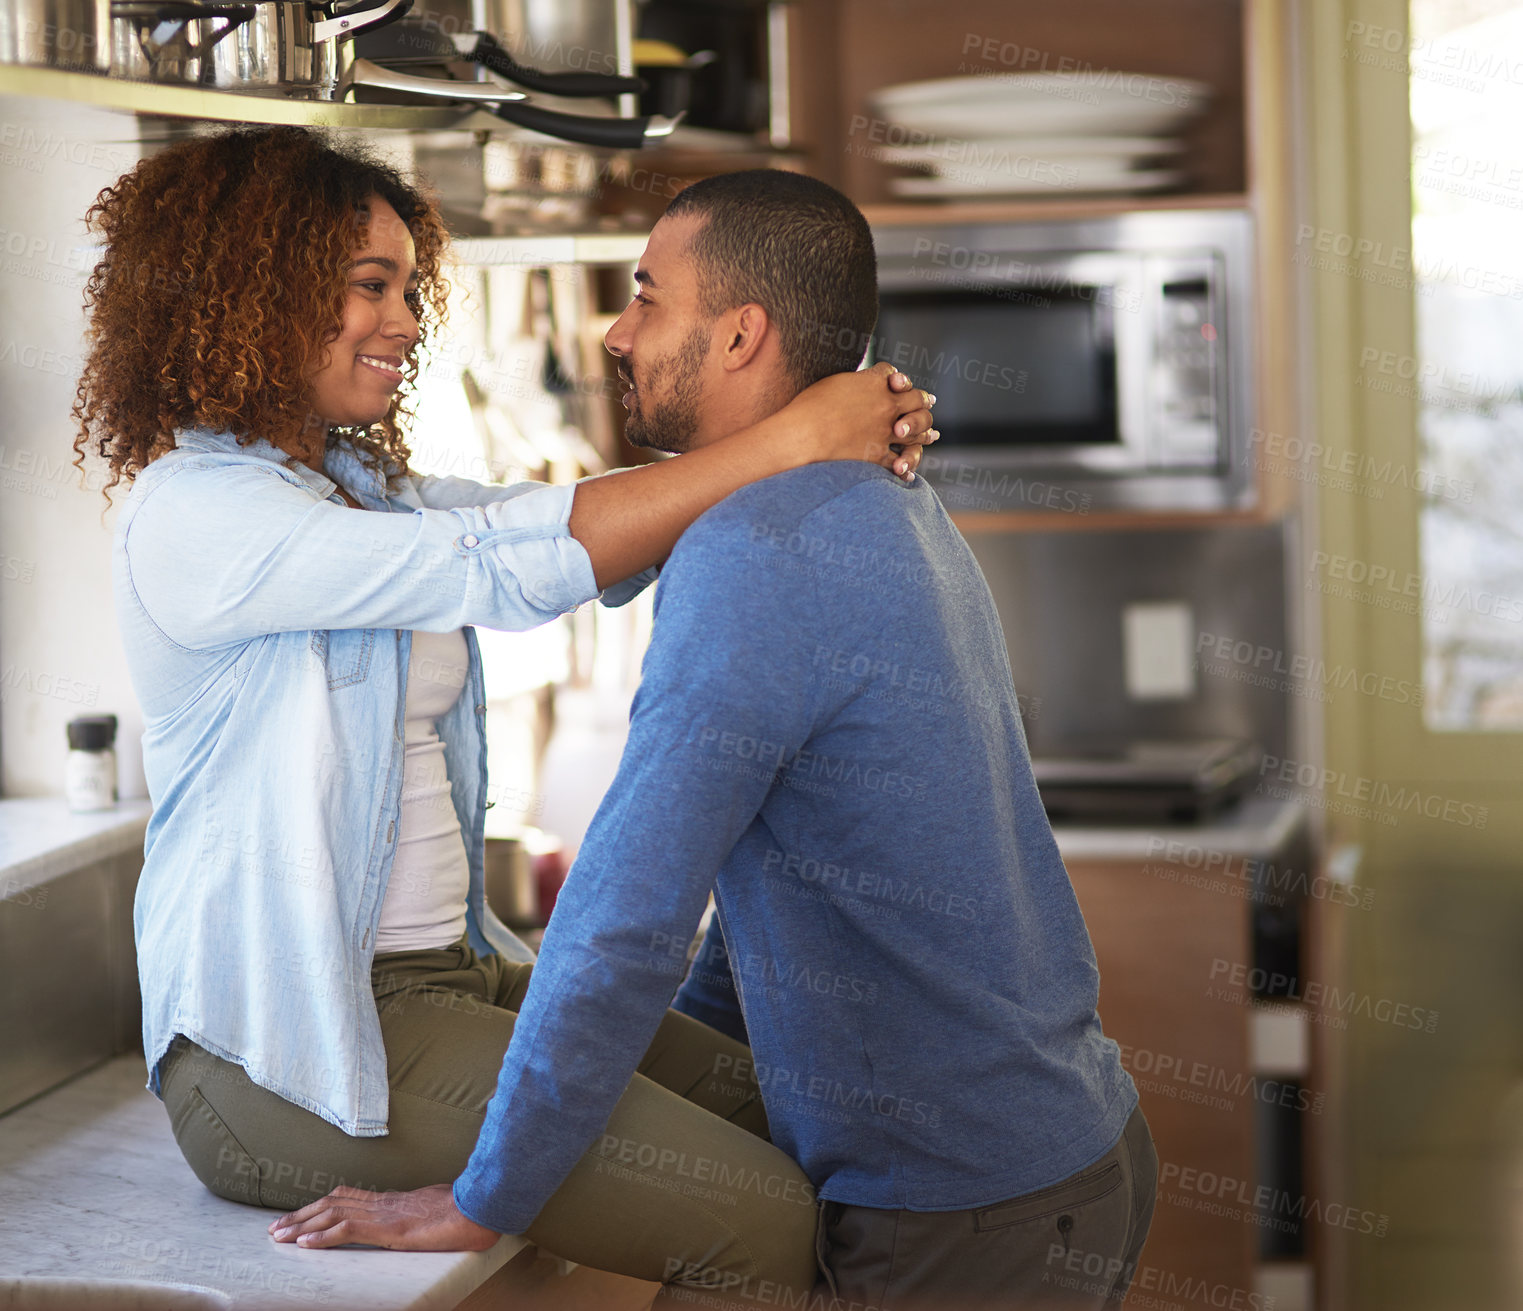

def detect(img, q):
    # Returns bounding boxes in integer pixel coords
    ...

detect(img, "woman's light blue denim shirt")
[114,427,650,1136]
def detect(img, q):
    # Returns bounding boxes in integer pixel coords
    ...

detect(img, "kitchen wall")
[0,100,145,800]
[967,520,1295,761]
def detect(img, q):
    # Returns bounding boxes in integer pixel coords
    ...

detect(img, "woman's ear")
[719,303,772,373]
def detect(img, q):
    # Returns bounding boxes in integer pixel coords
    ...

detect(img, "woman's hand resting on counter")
[269,1183,498,1252]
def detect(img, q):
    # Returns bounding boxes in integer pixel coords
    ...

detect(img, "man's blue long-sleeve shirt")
[455,463,1137,1233]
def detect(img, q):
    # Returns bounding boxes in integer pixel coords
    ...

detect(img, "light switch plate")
[1122,601,1196,701]
[1251,1007,1310,1076]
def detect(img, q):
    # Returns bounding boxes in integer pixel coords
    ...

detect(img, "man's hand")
[267,1183,500,1251]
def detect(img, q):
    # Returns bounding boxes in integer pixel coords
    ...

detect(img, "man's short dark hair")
[664,169,878,391]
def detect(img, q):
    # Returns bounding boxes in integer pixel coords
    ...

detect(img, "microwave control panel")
[1149,264,1224,469]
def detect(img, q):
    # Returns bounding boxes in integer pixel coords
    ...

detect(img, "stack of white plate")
[865,72,1211,199]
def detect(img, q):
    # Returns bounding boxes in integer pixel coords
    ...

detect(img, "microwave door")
[1005,251,1138,474]
[1108,260,1152,472]
[872,255,1140,473]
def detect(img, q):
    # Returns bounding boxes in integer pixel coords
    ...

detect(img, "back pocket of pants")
[973,1161,1123,1231]
[168,1083,265,1207]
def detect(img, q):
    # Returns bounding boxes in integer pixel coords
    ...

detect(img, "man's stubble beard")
[622,321,712,454]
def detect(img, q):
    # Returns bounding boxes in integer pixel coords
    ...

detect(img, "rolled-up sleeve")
[413,473,658,609]
[597,566,660,608]
[125,463,600,649]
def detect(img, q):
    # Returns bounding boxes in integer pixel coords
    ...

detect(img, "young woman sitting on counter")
[71,125,937,1297]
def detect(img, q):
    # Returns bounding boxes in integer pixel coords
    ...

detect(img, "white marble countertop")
[0,1056,524,1309]
[0,794,1310,888]
[0,796,152,890]
[1051,795,1308,863]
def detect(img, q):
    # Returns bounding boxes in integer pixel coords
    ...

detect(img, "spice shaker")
[65,714,118,813]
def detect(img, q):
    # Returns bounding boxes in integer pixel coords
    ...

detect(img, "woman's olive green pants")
[157,939,818,1295]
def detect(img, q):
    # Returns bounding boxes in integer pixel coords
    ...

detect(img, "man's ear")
[718,303,772,373]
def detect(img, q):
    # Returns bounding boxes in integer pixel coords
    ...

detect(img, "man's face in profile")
[604,214,715,454]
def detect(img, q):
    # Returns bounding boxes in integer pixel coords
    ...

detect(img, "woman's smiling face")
[308,196,421,430]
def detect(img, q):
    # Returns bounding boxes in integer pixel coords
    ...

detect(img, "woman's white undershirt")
[373,629,471,954]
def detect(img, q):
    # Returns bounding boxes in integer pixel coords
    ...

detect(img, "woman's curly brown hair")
[72,125,450,499]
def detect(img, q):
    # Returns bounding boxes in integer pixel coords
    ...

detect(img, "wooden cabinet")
[778,0,1304,529]
[1058,800,1325,1310]
[1066,854,1260,1307]
[790,0,1247,204]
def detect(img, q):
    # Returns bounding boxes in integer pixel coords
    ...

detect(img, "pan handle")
[111,1,251,15]
[342,59,678,149]
[312,0,412,45]
[484,100,679,150]
[459,31,645,99]
[344,56,527,102]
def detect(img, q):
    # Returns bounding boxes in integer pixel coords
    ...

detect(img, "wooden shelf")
[863,190,1250,226]
[792,0,1247,204]
[452,231,649,267]
[951,504,1281,535]
[0,64,491,131]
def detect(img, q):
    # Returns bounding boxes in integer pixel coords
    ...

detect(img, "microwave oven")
[870,210,1255,513]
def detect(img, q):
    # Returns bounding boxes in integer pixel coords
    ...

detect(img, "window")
[1410,0,1523,727]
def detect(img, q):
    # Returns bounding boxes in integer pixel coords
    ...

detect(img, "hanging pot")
[482,0,628,83]
[347,4,667,150]
[195,0,411,97]
[109,0,253,81]
[1,0,111,72]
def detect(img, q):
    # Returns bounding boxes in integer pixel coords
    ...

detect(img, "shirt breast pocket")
[309,629,377,690]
